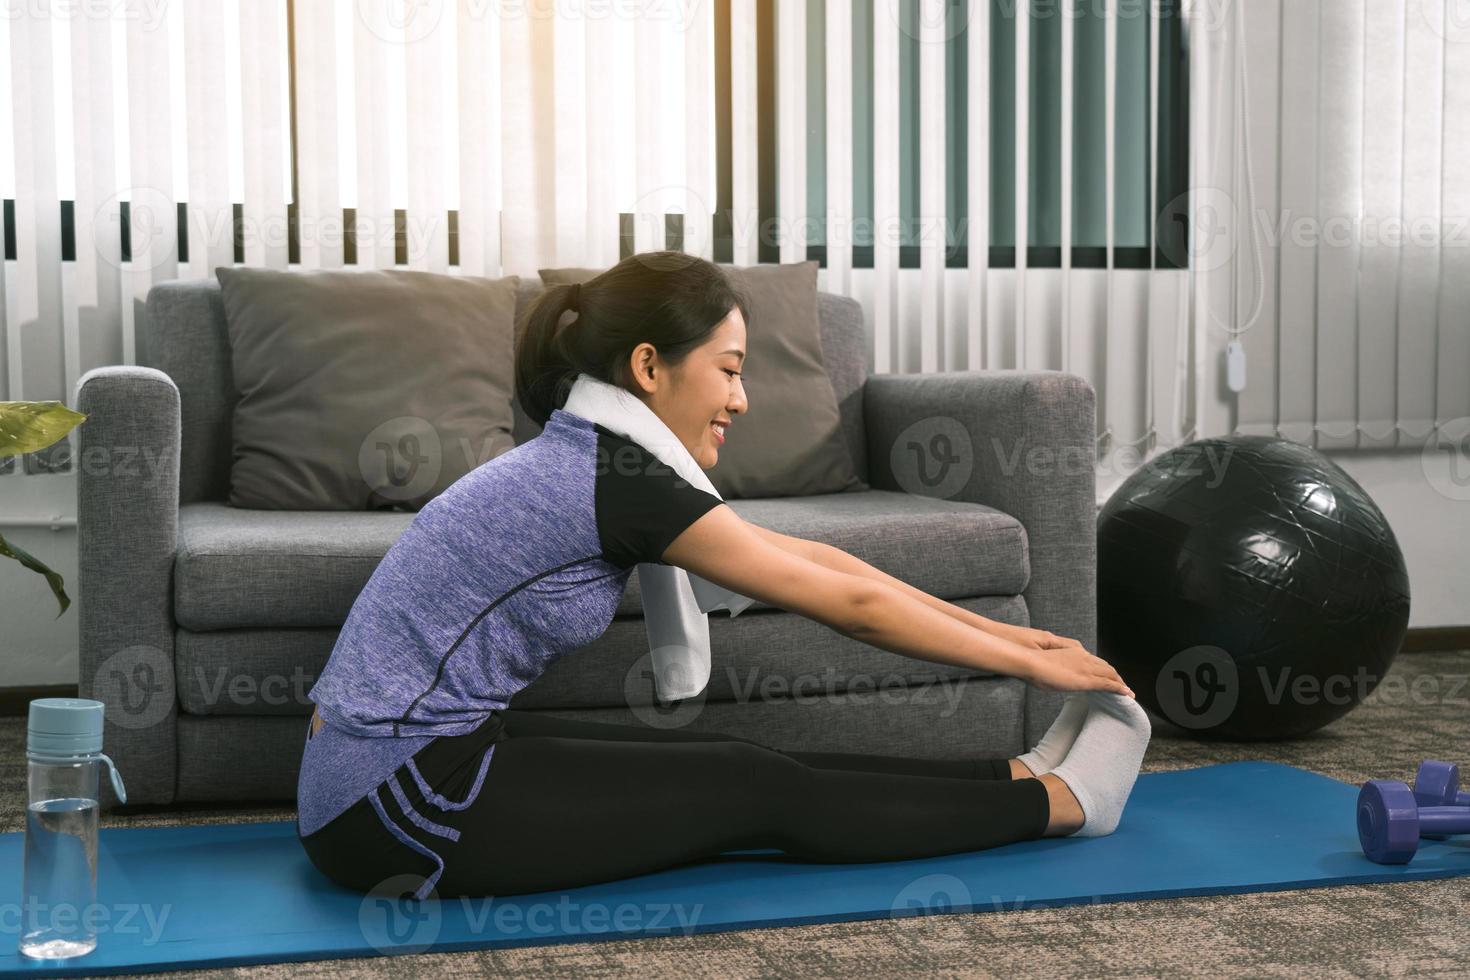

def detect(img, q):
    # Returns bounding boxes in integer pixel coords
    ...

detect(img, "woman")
[296,251,1152,901]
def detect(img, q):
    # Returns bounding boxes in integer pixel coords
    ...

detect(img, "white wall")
[2,470,79,687]
[2,447,1465,688]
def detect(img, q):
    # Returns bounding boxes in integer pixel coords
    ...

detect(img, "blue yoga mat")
[3,760,1469,977]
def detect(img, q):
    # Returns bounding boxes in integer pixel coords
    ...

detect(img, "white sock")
[1048,692,1152,837]
[1014,692,1090,776]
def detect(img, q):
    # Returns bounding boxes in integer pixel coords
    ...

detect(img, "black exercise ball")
[1097,435,1410,740]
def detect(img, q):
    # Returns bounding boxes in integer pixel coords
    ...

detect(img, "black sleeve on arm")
[593,427,725,570]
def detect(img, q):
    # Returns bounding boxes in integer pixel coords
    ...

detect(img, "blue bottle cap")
[27,697,127,803]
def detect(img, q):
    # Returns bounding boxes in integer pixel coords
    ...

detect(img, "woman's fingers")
[1091,657,1129,686]
[1086,661,1135,697]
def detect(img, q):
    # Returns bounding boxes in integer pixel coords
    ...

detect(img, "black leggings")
[298,708,1051,899]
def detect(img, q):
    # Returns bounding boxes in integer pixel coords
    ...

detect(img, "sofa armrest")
[862,369,1097,751]
[75,366,182,809]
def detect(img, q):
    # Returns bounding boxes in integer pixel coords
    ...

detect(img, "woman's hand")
[987,621,1085,652]
[1021,645,1137,698]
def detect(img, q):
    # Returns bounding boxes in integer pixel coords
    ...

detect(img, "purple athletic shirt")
[295,408,726,861]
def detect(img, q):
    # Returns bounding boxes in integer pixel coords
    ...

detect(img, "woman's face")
[630,306,748,469]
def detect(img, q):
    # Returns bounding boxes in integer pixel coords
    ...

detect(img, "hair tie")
[568,282,582,312]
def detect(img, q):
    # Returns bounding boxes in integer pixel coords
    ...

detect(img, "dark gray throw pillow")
[538,259,865,499]
[215,265,520,511]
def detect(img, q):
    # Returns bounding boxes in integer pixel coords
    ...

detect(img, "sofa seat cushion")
[172,593,1031,717]
[175,503,417,630]
[620,489,1030,615]
[174,490,1028,630]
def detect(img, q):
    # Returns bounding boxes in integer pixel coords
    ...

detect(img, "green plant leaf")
[0,530,71,618]
[0,401,88,457]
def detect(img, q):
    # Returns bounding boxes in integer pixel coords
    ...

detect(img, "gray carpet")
[6,649,1470,978]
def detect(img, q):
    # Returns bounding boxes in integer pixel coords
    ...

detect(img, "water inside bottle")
[20,796,100,959]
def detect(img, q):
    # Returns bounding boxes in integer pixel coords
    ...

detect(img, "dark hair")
[514,251,753,427]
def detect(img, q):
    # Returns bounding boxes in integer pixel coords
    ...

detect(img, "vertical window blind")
[8,1,1437,494]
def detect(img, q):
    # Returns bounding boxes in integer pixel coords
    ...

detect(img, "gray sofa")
[75,275,1097,810]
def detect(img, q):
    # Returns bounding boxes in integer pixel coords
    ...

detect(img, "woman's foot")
[1007,756,1085,835]
[1048,693,1151,837]
[1013,692,1091,777]
[1038,773,1086,836]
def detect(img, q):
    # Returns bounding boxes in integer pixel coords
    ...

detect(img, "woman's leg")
[494,708,1015,780]
[406,724,1050,898]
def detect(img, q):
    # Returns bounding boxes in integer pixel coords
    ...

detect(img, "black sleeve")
[593,426,724,569]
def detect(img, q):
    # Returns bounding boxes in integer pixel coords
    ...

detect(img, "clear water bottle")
[20,697,127,960]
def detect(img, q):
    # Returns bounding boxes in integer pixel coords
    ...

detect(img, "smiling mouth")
[711,421,727,444]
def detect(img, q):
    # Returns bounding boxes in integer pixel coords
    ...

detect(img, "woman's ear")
[626,343,659,395]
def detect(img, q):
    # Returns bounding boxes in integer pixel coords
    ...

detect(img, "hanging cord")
[1206,0,1266,340]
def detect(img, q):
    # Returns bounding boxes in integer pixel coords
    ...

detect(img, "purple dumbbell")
[1358,778,1470,864]
[1413,760,1470,807]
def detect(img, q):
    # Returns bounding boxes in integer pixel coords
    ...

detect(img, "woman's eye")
[724,369,742,379]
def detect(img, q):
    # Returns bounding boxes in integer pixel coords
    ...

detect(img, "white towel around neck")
[559,372,755,701]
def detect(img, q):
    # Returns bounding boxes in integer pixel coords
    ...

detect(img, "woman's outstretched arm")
[739,522,1059,648]
[662,505,1129,697]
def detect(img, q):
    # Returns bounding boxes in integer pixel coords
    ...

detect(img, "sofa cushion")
[173,491,1028,630]
[174,503,416,631]
[172,593,1032,717]
[215,265,521,511]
